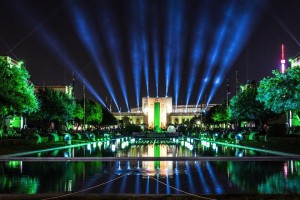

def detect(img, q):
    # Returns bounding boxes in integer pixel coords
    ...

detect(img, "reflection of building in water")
[142,144,173,177]
[113,96,216,129]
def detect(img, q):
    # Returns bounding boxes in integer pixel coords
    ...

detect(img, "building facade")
[113,97,216,129]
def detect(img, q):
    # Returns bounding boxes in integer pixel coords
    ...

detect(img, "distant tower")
[281,44,286,73]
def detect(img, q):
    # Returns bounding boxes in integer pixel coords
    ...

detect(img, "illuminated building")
[290,52,300,68]
[34,85,74,97]
[0,56,23,68]
[113,97,217,129]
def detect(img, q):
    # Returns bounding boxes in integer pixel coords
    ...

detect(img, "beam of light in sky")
[98,9,130,112]
[13,2,105,106]
[69,1,120,111]
[131,38,142,109]
[271,11,300,47]
[138,0,150,98]
[173,0,186,107]
[142,38,150,98]
[138,0,149,96]
[0,34,18,59]
[126,0,146,109]
[149,1,161,98]
[6,5,62,55]
[164,0,178,97]
[195,1,235,109]
[185,3,209,108]
[206,1,264,106]
[152,23,160,98]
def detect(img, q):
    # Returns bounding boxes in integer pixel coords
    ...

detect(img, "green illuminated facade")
[154,102,160,131]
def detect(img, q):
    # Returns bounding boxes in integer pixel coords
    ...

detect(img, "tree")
[72,99,84,129]
[100,107,117,126]
[122,116,130,128]
[189,115,201,128]
[85,99,103,127]
[212,103,229,125]
[203,103,229,128]
[202,106,217,128]
[230,81,264,125]
[230,81,278,129]
[257,68,300,116]
[0,57,38,118]
[31,88,75,130]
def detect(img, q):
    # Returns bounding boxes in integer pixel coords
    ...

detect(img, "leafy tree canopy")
[33,88,75,122]
[85,99,103,126]
[230,81,265,122]
[101,107,117,126]
[0,57,38,117]
[203,102,229,127]
[257,67,300,115]
[72,99,84,123]
[212,103,229,124]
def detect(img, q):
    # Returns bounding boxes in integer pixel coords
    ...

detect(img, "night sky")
[0,0,300,112]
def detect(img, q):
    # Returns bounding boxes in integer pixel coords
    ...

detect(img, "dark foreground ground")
[1,194,300,200]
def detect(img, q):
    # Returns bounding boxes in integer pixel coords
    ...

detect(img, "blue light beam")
[69,1,120,111]
[126,0,147,108]
[206,1,264,106]
[98,9,130,112]
[185,3,209,107]
[173,0,186,107]
[195,2,236,108]
[164,0,180,97]
[14,2,105,106]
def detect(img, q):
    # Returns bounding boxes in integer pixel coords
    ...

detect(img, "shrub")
[268,124,286,137]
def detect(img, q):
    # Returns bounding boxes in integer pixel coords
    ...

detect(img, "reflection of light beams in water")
[156,174,160,194]
[119,171,128,194]
[116,161,122,173]
[195,161,210,194]
[185,161,196,194]
[103,171,117,193]
[137,161,140,169]
[135,174,141,194]
[206,162,223,194]
[166,174,171,194]
[175,172,180,194]
[103,173,117,193]
[126,161,131,170]
[146,176,150,194]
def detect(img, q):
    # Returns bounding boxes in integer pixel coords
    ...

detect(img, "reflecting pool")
[0,138,299,196]
[0,160,299,195]
[15,137,271,158]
